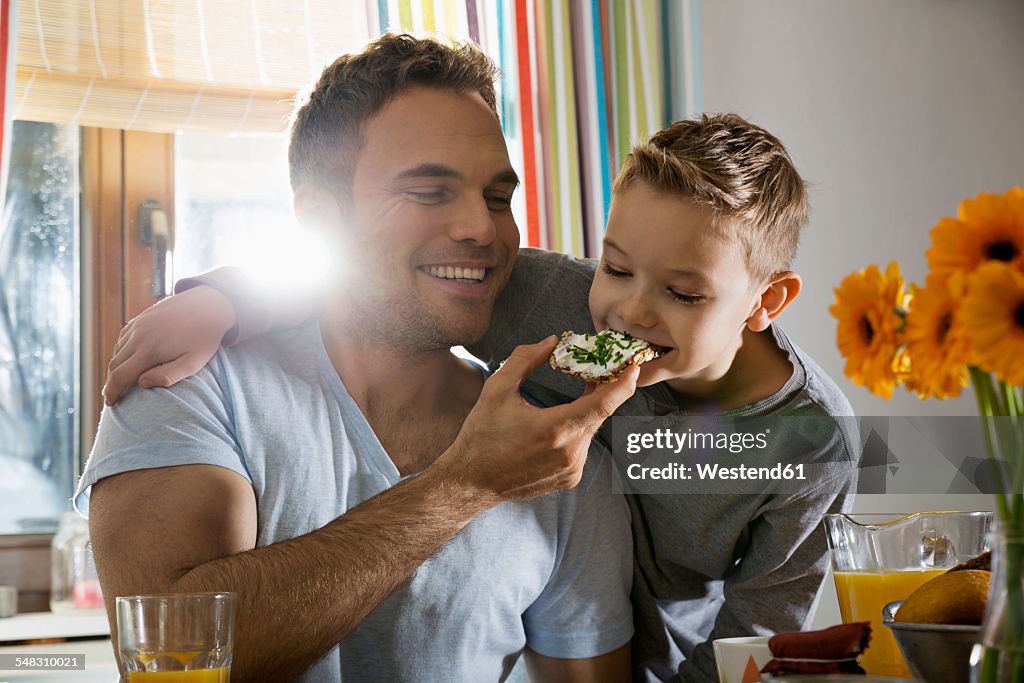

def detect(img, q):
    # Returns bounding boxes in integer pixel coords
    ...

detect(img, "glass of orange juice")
[824,511,991,678]
[116,592,235,682]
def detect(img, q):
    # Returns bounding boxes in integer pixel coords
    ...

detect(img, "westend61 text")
[624,427,770,455]
[626,462,806,481]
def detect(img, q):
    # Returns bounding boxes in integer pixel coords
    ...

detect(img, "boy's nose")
[616,292,658,329]
[447,197,496,246]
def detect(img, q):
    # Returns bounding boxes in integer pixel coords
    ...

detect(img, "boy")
[105,113,858,682]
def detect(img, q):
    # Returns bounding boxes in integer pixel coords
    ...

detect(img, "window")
[0,121,80,534]
[173,133,295,281]
[0,124,324,537]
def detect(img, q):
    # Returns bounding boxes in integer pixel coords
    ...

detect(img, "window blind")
[12,0,373,134]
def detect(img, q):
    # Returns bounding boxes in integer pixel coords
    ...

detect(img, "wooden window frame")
[0,127,173,615]
[82,128,174,446]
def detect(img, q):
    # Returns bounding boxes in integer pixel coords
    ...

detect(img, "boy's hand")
[435,337,639,504]
[103,286,237,405]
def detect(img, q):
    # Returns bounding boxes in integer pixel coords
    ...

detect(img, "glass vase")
[972,522,1024,683]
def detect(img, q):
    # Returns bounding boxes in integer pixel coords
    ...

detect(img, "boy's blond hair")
[288,33,499,200]
[613,113,808,283]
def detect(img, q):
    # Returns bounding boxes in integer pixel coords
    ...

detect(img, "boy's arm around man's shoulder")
[174,266,323,345]
[103,266,322,405]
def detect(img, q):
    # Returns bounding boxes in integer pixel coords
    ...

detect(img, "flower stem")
[971,367,1012,520]
[1001,524,1024,682]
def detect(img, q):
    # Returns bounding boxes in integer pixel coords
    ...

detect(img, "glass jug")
[824,511,992,677]
[50,512,105,615]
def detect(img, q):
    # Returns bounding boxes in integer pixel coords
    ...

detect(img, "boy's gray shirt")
[468,248,859,683]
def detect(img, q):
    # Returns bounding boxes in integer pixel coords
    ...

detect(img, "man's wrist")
[418,450,503,518]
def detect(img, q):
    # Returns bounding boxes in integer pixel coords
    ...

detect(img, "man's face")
[333,87,520,350]
[589,181,762,391]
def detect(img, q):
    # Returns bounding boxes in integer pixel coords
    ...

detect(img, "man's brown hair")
[613,113,809,283]
[288,33,499,198]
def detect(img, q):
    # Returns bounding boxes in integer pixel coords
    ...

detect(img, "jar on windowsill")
[50,512,105,615]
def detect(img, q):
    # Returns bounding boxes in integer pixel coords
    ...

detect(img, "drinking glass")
[116,592,235,682]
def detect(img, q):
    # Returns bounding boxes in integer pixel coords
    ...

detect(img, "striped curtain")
[0,0,15,210]
[380,0,702,258]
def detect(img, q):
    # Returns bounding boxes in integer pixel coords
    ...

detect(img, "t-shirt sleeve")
[175,267,323,346]
[74,355,250,517]
[521,446,634,659]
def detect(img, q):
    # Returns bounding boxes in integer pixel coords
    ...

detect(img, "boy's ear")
[293,185,342,231]
[746,271,802,333]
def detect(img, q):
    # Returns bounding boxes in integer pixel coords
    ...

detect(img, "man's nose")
[447,197,496,245]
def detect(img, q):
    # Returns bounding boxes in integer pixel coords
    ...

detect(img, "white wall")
[697,0,1024,628]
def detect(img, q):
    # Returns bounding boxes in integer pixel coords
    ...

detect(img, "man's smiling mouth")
[424,265,488,282]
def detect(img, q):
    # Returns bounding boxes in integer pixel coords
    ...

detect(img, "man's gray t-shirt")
[75,322,634,682]
[469,249,859,683]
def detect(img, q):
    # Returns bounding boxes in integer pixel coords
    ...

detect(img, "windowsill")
[0,612,109,644]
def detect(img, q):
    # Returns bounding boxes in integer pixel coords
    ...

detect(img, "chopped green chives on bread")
[549,330,664,383]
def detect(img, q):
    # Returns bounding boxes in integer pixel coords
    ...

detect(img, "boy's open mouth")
[614,330,671,357]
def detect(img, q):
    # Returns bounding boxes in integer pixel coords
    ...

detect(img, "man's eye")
[407,190,449,204]
[485,194,512,211]
[601,263,630,278]
[670,290,704,304]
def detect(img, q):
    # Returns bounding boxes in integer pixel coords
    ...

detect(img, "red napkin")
[760,622,870,676]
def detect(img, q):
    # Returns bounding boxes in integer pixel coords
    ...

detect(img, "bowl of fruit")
[883,552,989,683]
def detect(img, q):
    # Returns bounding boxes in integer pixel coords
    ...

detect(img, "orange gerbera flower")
[960,262,1024,386]
[829,262,908,399]
[926,188,1024,284]
[903,276,970,399]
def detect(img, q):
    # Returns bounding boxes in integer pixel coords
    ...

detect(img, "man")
[77,35,638,682]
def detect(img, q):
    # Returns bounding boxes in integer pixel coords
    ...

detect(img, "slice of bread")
[549,330,664,383]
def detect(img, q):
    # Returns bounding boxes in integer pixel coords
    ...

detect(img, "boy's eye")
[670,290,704,304]
[601,263,631,278]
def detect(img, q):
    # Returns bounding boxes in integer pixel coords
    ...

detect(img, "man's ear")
[746,271,802,332]
[293,185,342,231]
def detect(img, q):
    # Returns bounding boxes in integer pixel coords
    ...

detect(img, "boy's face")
[589,181,763,391]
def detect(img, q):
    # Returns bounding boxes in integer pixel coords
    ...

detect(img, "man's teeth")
[427,265,486,281]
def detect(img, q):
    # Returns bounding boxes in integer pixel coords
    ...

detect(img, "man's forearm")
[93,465,491,683]
[180,470,489,681]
